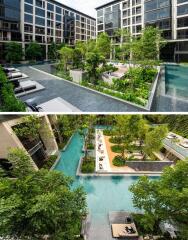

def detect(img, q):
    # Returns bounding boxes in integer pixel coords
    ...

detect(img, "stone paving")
[18,64,145,112]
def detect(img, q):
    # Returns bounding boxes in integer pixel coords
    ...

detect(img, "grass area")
[113,155,126,166]
[111,145,123,153]
[87,143,95,150]
[103,129,113,136]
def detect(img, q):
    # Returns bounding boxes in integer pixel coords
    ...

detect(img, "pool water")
[54,132,156,239]
[165,65,188,99]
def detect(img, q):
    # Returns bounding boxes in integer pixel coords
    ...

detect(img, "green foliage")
[25,42,43,61]
[113,155,126,166]
[103,129,113,136]
[81,157,95,173]
[59,46,74,71]
[85,50,106,84]
[0,169,87,239]
[7,148,34,178]
[13,115,42,139]
[111,145,123,153]
[42,155,58,169]
[0,66,26,112]
[48,42,59,60]
[96,32,111,58]
[144,125,168,159]
[87,143,94,150]
[132,26,166,61]
[130,161,188,239]
[5,42,23,63]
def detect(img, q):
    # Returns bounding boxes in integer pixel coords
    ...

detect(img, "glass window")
[56,6,61,14]
[25,4,33,13]
[35,7,45,17]
[35,16,45,26]
[25,0,33,4]
[24,14,33,23]
[47,3,54,11]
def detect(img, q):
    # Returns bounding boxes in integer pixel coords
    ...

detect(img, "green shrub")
[0,66,26,112]
[81,158,95,173]
[87,143,94,150]
[109,137,122,144]
[113,155,126,166]
[43,155,58,169]
[111,145,123,153]
[103,129,112,136]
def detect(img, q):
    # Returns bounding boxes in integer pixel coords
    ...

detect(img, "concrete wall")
[39,116,59,155]
[0,121,38,170]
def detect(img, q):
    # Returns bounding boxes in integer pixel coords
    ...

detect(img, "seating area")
[167,132,188,149]
[2,67,45,97]
[109,212,139,239]
[96,129,111,172]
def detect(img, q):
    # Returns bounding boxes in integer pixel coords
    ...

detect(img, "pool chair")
[3,67,20,74]
[7,71,23,79]
[14,81,37,94]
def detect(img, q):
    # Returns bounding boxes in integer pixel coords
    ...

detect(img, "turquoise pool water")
[54,132,157,239]
[165,65,188,99]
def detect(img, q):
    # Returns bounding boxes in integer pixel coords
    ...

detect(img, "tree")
[25,42,42,61]
[96,32,111,58]
[114,29,131,61]
[7,148,35,178]
[5,42,23,63]
[13,115,42,140]
[132,26,166,62]
[85,49,106,84]
[129,161,188,239]
[144,125,168,159]
[0,169,87,239]
[59,46,74,71]
[48,42,59,61]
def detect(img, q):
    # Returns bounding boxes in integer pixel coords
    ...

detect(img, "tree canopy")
[0,169,87,240]
[130,160,188,239]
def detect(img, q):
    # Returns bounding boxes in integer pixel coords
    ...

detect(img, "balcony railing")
[28,141,44,156]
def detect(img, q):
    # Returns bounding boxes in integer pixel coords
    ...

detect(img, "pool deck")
[18,64,145,112]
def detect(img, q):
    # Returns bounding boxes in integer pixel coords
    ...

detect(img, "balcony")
[28,141,44,156]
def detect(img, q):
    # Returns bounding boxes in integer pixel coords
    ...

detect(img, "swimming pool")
[54,132,156,239]
[165,64,188,99]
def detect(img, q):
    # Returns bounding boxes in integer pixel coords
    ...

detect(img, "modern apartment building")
[96,0,188,62]
[0,115,59,171]
[0,0,96,61]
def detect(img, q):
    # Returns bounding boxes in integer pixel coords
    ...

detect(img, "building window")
[24,14,33,23]
[35,7,45,17]
[25,4,33,14]
[47,3,54,11]
[35,16,45,26]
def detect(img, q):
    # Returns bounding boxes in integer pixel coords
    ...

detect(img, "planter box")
[70,69,87,84]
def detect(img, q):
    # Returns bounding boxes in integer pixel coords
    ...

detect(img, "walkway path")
[18,64,145,112]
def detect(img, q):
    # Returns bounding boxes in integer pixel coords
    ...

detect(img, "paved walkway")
[18,64,145,112]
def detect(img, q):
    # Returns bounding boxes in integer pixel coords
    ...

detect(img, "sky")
[57,0,112,18]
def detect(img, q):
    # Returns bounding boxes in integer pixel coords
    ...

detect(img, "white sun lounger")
[37,97,81,112]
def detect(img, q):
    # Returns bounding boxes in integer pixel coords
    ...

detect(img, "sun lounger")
[7,72,23,79]
[3,67,20,73]
[14,80,36,94]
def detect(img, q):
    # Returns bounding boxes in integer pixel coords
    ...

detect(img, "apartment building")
[0,115,59,171]
[0,0,96,61]
[96,0,188,62]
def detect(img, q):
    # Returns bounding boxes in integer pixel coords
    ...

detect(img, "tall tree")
[144,125,168,160]
[96,32,111,58]
[0,169,87,239]
[130,160,188,239]
[25,42,42,61]
[85,49,106,84]
[59,46,74,71]
[132,26,166,62]
[5,42,23,63]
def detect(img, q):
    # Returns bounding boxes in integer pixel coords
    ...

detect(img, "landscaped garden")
[0,115,188,239]
[52,26,164,107]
